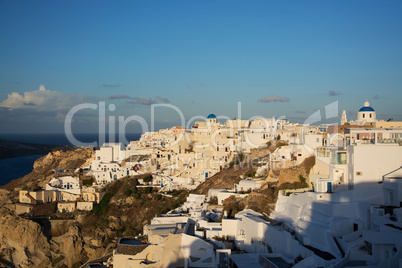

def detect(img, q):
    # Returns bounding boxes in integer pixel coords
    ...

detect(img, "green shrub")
[158,207,170,215]
[143,175,152,183]
[223,202,244,219]
[299,175,308,187]
[144,187,152,194]
[247,171,256,177]
[93,191,114,215]
[124,188,133,196]
[82,178,94,186]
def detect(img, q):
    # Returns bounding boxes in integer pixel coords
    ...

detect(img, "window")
[369,113,372,118]
[363,114,365,118]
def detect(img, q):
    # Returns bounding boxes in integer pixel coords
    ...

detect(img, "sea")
[0,133,141,186]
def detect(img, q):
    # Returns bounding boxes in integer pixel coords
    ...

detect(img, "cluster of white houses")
[86,114,319,192]
[15,100,402,267]
[18,176,105,214]
[86,101,402,193]
[110,166,402,267]
[102,101,402,267]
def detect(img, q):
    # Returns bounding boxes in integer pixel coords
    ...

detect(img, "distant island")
[0,139,75,159]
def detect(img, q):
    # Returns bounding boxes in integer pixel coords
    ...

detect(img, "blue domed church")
[207,114,217,124]
[357,100,376,123]
[343,100,377,126]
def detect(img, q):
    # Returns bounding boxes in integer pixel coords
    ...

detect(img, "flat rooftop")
[118,238,143,246]
[116,238,149,255]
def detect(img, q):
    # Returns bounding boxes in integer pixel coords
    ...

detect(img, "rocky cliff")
[1,147,95,190]
[0,207,51,267]
[277,155,315,186]
[0,145,318,267]
[0,147,188,267]
[0,147,98,267]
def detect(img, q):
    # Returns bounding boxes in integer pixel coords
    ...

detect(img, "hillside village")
[3,100,402,267]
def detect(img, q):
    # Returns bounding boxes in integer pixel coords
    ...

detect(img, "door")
[327,182,332,192]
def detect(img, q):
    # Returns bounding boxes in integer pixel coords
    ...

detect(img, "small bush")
[124,188,133,196]
[158,207,170,215]
[223,202,244,219]
[143,175,152,183]
[93,191,114,215]
[166,189,183,196]
[299,175,308,187]
[144,187,153,194]
[209,196,218,205]
[82,178,94,186]
[247,171,256,177]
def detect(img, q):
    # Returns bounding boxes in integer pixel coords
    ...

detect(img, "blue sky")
[0,0,401,133]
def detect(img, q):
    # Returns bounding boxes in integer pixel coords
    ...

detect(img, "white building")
[313,127,402,193]
[45,176,81,195]
[272,172,402,267]
[90,143,132,185]
[113,233,216,268]
[348,100,377,126]
[235,178,264,192]
[346,128,402,190]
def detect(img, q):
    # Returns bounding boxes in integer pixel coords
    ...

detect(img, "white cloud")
[258,95,290,103]
[0,85,101,111]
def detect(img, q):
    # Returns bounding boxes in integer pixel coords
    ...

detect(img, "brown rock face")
[193,169,246,195]
[54,236,83,266]
[277,156,315,186]
[0,207,51,267]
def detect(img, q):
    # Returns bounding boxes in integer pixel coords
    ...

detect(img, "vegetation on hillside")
[80,174,189,238]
